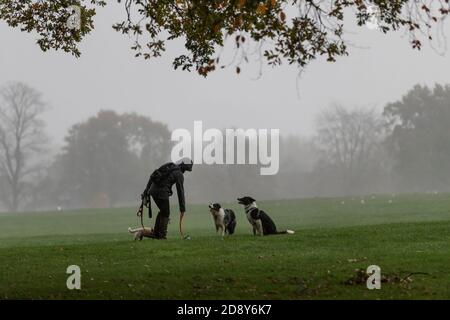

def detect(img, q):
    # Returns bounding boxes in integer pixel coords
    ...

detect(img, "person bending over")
[141,158,193,239]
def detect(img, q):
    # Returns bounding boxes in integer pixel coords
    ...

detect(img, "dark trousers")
[152,196,170,218]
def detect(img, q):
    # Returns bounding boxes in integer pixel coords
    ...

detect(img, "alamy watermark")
[66,5,81,30]
[66,265,81,290]
[171,121,280,175]
[366,265,381,290]
[365,4,381,30]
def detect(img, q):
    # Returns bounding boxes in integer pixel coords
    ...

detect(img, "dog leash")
[136,200,145,230]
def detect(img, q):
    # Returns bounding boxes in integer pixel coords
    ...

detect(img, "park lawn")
[0,193,450,299]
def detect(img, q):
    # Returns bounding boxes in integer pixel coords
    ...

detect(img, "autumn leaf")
[237,0,246,8]
[256,3,268,15]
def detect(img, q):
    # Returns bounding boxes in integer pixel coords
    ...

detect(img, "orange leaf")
[256,3,267,15]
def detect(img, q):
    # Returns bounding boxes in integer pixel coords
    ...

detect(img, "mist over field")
[1,2,450,212]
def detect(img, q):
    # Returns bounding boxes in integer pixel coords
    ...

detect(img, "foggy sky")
[1,3,450,150]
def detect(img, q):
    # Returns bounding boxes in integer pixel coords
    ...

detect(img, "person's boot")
[142,213,162,239]
[157,216,169,240]
[142,213,169,240]
[153,213,161,234]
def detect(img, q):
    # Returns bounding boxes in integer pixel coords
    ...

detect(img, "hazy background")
[1,3,450,212]
[1,3,449,145]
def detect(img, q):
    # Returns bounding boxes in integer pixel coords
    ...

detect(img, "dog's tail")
[277,229,295,235]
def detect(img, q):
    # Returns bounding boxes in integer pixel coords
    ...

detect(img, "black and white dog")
[208,203,237,237]
[237,196,295,236]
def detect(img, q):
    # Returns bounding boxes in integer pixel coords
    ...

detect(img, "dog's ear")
[248,196,256,202]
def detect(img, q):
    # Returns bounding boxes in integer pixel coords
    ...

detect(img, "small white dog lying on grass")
[128,227,153,241]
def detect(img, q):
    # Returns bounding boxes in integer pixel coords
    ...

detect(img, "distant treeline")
[1,83,450,212]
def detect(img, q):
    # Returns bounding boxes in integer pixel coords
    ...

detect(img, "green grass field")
[1,193,450,300]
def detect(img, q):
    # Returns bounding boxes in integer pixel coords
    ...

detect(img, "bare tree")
[314,105,385,195]
[0,82,48,212]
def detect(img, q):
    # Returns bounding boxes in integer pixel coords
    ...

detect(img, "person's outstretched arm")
[175,173,186,213]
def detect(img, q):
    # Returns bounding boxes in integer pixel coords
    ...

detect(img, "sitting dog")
[128,227,153,241]
[208,203,237,237]
[237,196,295,236]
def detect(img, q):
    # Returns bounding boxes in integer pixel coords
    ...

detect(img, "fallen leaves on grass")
[289,276,331,297]
[343,268,429,287]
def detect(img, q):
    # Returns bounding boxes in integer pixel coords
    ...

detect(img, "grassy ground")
[1,193,450,299]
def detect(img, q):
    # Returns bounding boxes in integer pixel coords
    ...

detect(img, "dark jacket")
[144,164,186,212]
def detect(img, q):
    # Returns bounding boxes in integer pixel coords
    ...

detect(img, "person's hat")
[176,157,193,172]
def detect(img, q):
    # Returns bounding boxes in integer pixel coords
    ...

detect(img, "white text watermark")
[171,121,280,175]
[66,265,81,290]
[66,5,81,30]
[366,265,381,290]
[365,4,381,30]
